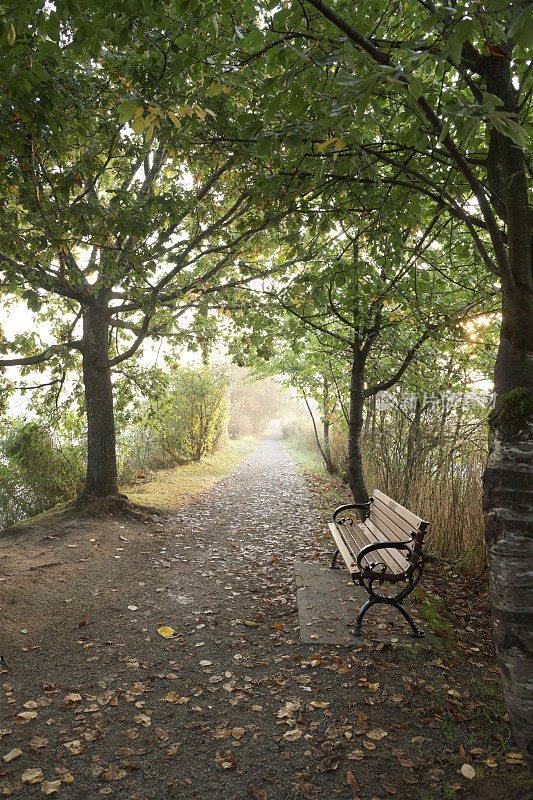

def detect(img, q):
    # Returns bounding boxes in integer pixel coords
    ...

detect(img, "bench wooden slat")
[335,520,408,577]
[362,520,411,572]
[328,523,357,572]
[366,504,416,542]
[337,522,391,573]
[370,502,419,541]
[372,489,426,530]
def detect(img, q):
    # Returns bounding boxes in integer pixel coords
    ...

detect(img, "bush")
[0,421,84,529]
[118,363,230,480]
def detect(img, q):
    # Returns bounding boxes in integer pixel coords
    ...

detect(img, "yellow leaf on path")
[41,780,61,794]
[22,768,44,784]
[157,626,178,638]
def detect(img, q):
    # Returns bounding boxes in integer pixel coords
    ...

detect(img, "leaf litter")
[0,440,529,799]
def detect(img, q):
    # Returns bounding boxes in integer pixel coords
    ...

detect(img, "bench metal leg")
[353,598,376,636]
[353,564,425,639]
[394,601,425,638]
[353,596,424,638]
[330,548,340,569]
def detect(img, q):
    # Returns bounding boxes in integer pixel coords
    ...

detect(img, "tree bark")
[484,319,533,769]
[81,302,119,497]
[322,376,335,474]
[403,396,422,505]
[482,57,533,770]
[322,419,334,474]
[347,359,369,505]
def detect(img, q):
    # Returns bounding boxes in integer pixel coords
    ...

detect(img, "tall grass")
[326,402,487,573]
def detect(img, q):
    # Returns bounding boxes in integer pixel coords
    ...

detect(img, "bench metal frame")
[330,498,426,639]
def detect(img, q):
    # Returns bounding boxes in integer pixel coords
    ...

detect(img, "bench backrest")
[367,489,428,563]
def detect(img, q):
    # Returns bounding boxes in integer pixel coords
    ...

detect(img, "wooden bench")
[329,489,428,638]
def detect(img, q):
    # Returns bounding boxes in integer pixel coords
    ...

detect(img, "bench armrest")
[357,539,415,573]
[333,502,371,522]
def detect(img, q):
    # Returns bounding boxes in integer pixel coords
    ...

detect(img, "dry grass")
[363,453,486,573]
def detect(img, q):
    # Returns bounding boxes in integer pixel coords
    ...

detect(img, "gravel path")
[0,438,526,800]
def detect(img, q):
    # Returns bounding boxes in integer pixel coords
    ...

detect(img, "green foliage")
[119,363,230,478]
[0,421,84,529]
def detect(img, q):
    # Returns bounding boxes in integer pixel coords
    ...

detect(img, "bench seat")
[329,489,429,637]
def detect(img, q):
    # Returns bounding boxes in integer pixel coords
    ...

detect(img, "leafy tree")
[238,0,532,762]
[0,15,292,502]
[230,220,489,503]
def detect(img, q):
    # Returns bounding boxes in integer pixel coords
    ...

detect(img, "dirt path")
[0,439,529,799]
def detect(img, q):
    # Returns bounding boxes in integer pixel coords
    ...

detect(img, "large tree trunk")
[81,302,119,497]
[347,360,369,504]
[483,304,533,769]
[482,58,533,771]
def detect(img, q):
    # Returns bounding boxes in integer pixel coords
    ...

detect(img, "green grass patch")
[127,436,258,511]
[281,437,324,473]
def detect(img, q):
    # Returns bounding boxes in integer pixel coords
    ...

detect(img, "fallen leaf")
[63,693,82,704]
[2,749,22,762]
[16,711,38,723]
[213,728,231,739]
[41,780,61,795]
[346,769,358,796]
[317,756,340,772]
[367,728,388,740]
[251,785,267,800]
[381,778,398,794]
[347,750,365,761]
[461,764,475,780]
[157,626,178,638]
[63,740,82,755]
[29,736,49,750]
[161,692,189,704]
[22,768,44,784]
[102,764,127,780]
[283,729,303,741]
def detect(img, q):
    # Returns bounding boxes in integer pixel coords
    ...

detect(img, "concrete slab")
[294,560,436,646]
